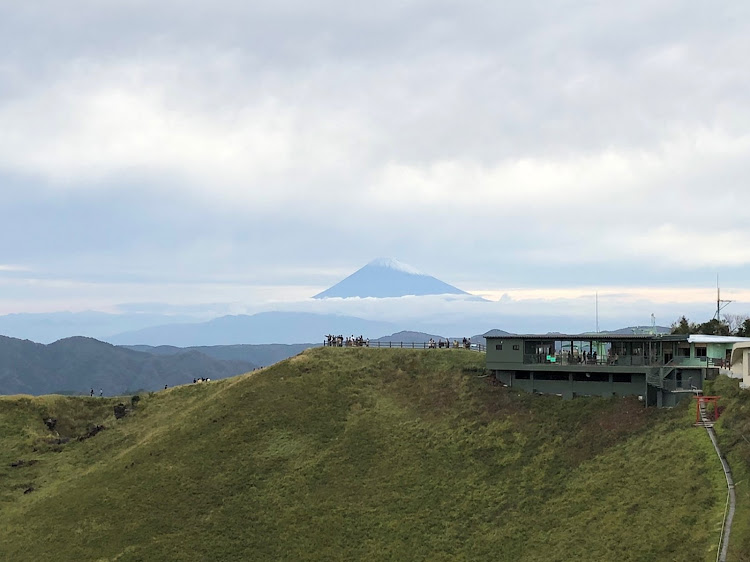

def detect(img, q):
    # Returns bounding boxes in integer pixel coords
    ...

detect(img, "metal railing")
[323,340,485,352]
[522,354,657,366]
[522,354,725,368]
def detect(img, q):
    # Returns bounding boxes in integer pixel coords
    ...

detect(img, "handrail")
[701,403,735,562]
[717,491,730,562]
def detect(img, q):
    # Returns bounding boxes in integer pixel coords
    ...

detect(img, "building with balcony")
[484,330,750,407]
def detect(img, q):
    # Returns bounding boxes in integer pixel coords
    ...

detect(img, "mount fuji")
[313,258,472,299]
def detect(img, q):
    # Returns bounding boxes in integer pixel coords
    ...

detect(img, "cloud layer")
[1,1,749,322]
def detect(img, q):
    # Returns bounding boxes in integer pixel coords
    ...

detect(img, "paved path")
[701,403,735,562]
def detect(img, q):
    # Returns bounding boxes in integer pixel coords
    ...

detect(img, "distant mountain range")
[0,311,197,344]
[313,258,473,299]
[107,311,399,347]
[372,330,487,344]
[0,323,674,395]
[482,327,671,337]
[0,336,256,396]
[601,326,671,335]
[123,343,316,367]
[372,330,449,343]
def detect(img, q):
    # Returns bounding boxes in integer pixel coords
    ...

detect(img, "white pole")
[596,291,599,333]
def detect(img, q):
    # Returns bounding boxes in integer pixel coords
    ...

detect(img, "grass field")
[708,375,750,562]
[0,347,730,561]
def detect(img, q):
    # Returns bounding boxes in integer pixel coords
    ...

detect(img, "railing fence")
[323,340,485,352]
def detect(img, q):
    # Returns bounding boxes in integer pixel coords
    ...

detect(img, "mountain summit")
[313,258,469,299]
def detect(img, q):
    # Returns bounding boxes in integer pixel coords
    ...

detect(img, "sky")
[1,1,749,330]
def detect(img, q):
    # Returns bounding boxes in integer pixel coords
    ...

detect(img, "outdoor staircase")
[646,368,662,387]
[646,361,676,389]
[695,401,714,428]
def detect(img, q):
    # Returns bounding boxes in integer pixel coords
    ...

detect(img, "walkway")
[700,401,735,562]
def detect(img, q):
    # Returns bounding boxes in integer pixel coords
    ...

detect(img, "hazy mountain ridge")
[123,343,316,367]
[107,311,399,346]
[0,311,198,344]
[0,335,256,396]
[601,325,671,335]
[372,330,448,343]
[372,330,488,344]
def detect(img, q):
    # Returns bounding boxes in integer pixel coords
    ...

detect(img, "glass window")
[535,372,568,381]
[573,373,608,382]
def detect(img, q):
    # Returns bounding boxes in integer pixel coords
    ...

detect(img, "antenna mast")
[595,291,599,333]
[716,274,732,320]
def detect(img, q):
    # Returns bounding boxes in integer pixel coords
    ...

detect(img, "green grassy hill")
[0,348,729,561]
[706,376,750,561]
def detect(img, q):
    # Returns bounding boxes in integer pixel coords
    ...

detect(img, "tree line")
[671,314,750,337]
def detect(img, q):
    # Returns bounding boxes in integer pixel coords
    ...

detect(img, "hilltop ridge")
[0,347,728,561]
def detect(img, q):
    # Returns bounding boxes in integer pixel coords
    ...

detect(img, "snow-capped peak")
[367,258,425,276]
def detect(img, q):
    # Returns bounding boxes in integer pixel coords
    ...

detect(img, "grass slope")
[708,376,750,561]
[0,348,727,561]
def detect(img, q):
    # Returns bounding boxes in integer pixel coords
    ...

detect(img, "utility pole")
[716,274,732,320]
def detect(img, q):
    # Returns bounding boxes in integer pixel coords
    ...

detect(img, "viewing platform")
[484,331,750,407]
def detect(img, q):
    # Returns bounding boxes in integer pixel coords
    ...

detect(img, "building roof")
[687,335,750,344]
[482,330,684,341]
[483,330,750,344]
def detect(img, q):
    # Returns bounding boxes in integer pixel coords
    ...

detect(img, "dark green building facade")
[483,331,743,407]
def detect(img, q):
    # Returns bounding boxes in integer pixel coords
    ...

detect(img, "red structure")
[694,395,721,424]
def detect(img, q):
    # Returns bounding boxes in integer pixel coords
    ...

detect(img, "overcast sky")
[1,1,749,325]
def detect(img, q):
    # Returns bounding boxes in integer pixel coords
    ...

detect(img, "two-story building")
[484,330,750,407]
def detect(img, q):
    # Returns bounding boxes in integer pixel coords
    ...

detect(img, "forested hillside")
[0,335,255,395]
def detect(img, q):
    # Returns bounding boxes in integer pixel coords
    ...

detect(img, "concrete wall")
[692,342,733,361]
[486,338,524,365]
[660,391,693,408]
[731,344,750,388]
[492,370,647,401]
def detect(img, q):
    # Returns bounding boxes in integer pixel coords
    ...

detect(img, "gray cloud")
[1,1,749,319]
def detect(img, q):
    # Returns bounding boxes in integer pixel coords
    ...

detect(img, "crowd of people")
[428,337,473,349]
[324,334,477,350]
[325,334,370,347]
